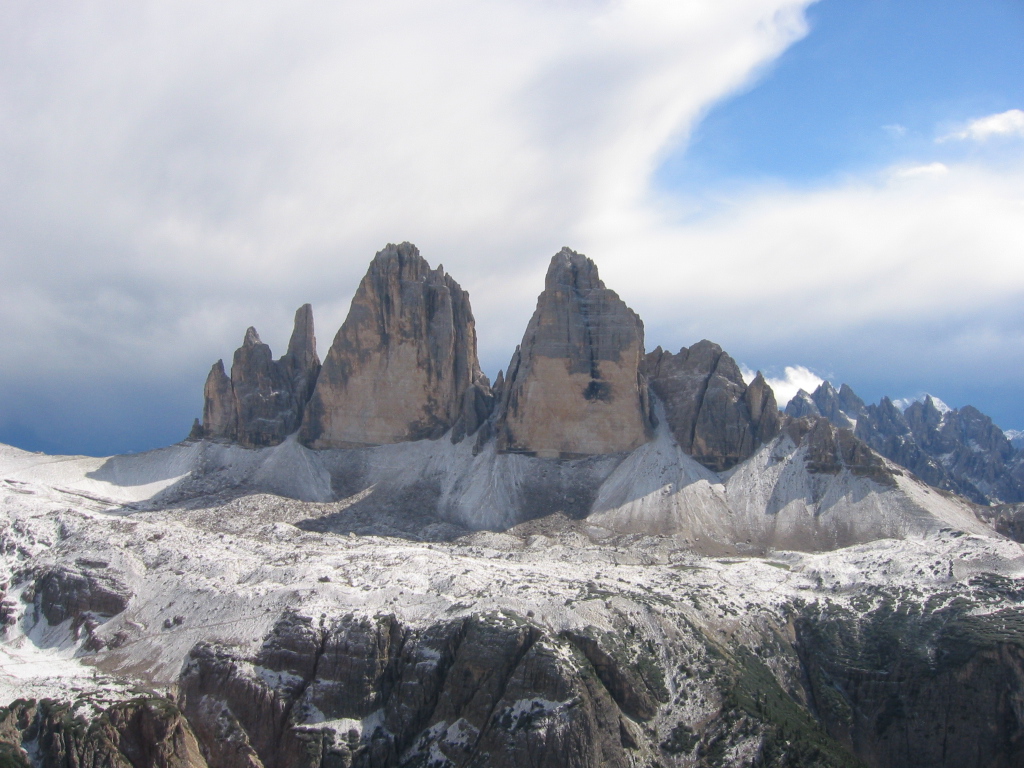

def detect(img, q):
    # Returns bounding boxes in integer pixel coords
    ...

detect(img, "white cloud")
[742,365,823,408]
[892,162,948,179]
[941,109,1024,142]
[0,0,815,385]
[591,160,1024,352]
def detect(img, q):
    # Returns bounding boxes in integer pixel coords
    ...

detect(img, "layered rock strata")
[645,340,781,472]
[495,248,652,458]
[301,243,490,448]
[199,304,321,448]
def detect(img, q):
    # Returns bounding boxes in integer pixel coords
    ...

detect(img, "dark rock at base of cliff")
[0,697,207,768]
[797,582,1024,768]
[31,564,133,646]
[180,611,636,768]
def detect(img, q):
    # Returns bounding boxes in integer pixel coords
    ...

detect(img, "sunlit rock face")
[301,242,490,449]
[200,304,321,448]
[495,248,652,458]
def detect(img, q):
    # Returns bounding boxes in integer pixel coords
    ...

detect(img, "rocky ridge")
[787,381,1024,505]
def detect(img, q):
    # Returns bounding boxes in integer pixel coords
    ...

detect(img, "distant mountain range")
[786,381,1024,505]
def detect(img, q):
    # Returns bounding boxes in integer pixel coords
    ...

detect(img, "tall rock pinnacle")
[494,248,652,458]
[300,243,490,448]
[199,305,321,448]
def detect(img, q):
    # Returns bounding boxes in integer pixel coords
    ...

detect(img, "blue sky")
[1,0,1023,455]
[663,0,1024,190]
[645,0,1024,428]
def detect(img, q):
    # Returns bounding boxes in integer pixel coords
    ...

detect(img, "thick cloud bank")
[1,0,1022,453]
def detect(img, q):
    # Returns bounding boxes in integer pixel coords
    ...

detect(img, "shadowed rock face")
[797,583,1024,768]
[179,612,637,768]
[0,698,208,768]
[301,243,490,449]
[645,341,781,472]
[200,305,322,448]
[495,248,652,458]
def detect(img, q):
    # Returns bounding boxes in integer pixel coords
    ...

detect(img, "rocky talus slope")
[787,381,1024,506]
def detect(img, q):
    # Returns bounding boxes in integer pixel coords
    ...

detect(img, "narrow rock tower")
[300,243,490,448]
[200,304,321,448]
[494,248,652,458]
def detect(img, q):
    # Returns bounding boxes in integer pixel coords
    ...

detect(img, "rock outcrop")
[494,248,651,458]
[0,698,207,768]
[199,304,322,448]
[301,243,490,449]
[31,563,132,640]
[787,382,1024,505]
[645,340,781,472]
[797,582,1024,768]
[179,612,638,768]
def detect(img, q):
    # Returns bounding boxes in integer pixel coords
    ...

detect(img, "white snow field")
[1,431,1022,710]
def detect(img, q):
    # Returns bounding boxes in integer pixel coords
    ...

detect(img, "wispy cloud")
[891,162,948,179]
[940,109,1024,142]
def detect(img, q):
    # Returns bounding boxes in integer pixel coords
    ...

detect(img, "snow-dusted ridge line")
[0,402,995,555]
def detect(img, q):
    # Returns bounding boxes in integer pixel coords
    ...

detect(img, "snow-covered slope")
[0,411,994,555]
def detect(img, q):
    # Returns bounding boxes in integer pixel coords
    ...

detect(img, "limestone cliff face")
[0,698,208,768]
[179,613,638,768]
[645,340,781,472]
[300,243,489,449]
[200,305,321,448]
[495,248,651,458]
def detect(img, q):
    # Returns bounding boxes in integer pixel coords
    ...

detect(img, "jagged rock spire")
[199,306,321,448]
[645,341,781,471]
[494,248,652,458]
[300,242,490,448]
